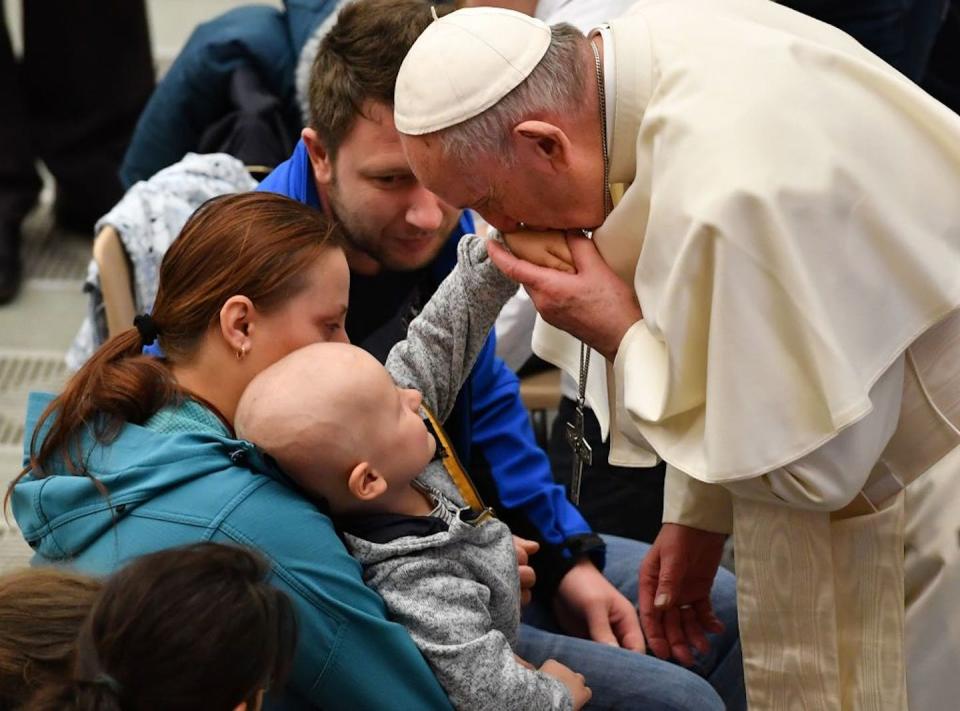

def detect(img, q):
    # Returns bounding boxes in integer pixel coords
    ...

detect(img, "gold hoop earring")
[237,344,247,361]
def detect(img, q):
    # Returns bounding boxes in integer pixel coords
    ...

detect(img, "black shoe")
[0,223,22,305]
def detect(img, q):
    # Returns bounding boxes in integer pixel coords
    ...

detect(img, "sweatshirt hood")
[11,393,272,562]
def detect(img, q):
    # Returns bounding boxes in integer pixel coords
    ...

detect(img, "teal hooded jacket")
[11,393,451,710]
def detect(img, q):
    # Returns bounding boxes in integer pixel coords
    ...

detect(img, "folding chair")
[519,368,561,448]
[92,226,136,338]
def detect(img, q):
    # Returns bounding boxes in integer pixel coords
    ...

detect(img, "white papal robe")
[532,1,960,708]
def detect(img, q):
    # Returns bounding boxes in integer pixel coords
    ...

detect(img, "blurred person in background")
[0,0,153,304]
[780,0,950,83]
[117,0,343,188]
[24,543,296,711]
[0,567,101,707]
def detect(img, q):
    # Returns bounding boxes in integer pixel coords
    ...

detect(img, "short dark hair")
[307,0,453,158]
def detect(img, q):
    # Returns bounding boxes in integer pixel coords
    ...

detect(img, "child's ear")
[347,462,388,502]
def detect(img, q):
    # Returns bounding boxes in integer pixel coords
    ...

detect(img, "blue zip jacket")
[258,143,604,593]
[120,0,338,187]
[12,393,451,711]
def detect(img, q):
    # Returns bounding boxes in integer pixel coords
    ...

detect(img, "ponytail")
[28,326,181,480]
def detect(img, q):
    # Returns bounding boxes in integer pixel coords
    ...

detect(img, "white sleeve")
[494,289,538,372]
[662,465,734,534]
[725,356,905,511]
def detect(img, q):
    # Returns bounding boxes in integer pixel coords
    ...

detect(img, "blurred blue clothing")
[120,0,336,187]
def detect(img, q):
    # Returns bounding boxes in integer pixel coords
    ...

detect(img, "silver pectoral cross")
[566,341,593,505]
[565,404,593,505]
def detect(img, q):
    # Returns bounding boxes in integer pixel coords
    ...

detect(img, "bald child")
[237,343,440,517]
[236,234,590,711]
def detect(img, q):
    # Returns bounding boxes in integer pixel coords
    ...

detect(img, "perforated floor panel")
[0,215,84,570]
[22,229,91,283]
[0,353,69,448]
[22,217,93,283]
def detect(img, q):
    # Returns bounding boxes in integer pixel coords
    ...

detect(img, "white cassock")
[530,1,960,709]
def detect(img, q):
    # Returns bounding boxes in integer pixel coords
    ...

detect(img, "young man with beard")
[258,1,744,708]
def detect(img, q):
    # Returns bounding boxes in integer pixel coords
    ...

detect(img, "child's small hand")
[502,230,576,273]
[540,659,592,710]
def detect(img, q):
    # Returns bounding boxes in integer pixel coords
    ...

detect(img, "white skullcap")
[394,7,551,135]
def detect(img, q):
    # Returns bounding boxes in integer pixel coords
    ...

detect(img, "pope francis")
[395,1,960,709]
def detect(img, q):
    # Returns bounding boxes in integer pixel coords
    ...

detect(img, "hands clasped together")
[487,230,642,361]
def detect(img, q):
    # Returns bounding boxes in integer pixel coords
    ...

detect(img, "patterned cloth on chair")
[67,153,256,370]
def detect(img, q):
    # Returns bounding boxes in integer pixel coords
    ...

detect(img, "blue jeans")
[517,535,745,711]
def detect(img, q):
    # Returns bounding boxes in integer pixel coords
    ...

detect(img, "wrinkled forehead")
[400,133,487,207]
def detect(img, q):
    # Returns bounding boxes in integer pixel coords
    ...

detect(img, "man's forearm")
[469,359,605,597]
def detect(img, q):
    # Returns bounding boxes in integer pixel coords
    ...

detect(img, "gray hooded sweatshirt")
[340,234,572,711]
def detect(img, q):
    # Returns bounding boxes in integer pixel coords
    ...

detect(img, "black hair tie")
[133,313,160,346]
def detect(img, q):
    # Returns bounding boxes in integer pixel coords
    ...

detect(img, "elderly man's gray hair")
[436,23,588,166]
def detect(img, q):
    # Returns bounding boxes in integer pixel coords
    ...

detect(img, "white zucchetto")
[394,7,551,135]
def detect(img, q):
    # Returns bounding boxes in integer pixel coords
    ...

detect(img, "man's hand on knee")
[552,558,646,653]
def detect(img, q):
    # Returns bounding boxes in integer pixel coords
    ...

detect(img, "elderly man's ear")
[347,463,388,502]
[513,120,572,174]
